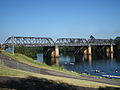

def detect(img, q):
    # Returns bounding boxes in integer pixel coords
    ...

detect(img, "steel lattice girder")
[88,39,115,45]
[55,38,88,46]
[3,37,116,47]
[3,36,55,47]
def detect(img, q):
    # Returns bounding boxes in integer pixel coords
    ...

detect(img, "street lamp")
[12,35,15,55]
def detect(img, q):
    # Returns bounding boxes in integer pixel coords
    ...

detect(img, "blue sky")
[0,0,120,43]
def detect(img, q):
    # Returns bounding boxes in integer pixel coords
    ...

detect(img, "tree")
[115,37,120,53]
[90,35,95,39]
[15,46,43,59]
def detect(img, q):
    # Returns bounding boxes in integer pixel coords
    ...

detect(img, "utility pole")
[12,35,15,55]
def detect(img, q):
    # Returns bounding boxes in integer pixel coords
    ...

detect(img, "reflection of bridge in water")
[3,36,115,60]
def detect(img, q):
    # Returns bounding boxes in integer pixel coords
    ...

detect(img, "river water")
[37,52,120,78]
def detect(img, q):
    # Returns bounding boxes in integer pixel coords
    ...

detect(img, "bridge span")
[2,36,115,57]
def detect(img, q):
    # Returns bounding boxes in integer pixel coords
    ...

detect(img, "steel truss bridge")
[3,36,115,47]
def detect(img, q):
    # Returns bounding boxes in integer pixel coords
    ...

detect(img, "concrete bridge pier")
[83,45,92,55]
[43,46,59,58]
[110,44,114,53]
[110,45,114,59]
[106,45,114,59]
[106,45,114,53]
[88,45,92,55]
[106,46,110,53]
[83,47,88,55]
[43,47,54,57]
[55,45,59,57]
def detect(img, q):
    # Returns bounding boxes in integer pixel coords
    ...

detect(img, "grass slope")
[0,63,120,89]
[1,51,120,89]
[2,51,79,75]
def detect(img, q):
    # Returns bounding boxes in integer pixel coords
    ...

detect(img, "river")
[37,52,120,78]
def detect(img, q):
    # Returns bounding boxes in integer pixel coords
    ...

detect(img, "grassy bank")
[2,51,120,79]
[2,51,79,76]
[0,63,120,89]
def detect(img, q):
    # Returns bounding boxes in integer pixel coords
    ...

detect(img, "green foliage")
[15,46,42,59]
[90,35,95,39]
[115,37,120,53]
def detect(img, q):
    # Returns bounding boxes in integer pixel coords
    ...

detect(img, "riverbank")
[0,63,96,90]
[0,51,120,89]
[2,51,120,80]
[0,63,120,90]
[2,51,80,76]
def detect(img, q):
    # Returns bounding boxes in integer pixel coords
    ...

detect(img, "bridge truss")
[2,36,115,48]
[55,38,88,46]
[88,39,115,45]
[3,36,55,47]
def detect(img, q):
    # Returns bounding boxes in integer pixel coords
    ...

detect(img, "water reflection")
[51,57,60,66]
[106,52,114,60]
[37,52,120,77]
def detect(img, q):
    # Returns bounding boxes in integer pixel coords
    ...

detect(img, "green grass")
[2,51,80,76]
[0,63,29,77]
[0,63,120,88]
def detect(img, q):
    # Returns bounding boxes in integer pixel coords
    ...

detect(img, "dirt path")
[0,53,120,86]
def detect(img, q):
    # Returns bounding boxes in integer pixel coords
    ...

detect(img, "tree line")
[15,46,43,59]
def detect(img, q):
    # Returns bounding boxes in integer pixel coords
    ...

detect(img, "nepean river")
[37,52,120,78]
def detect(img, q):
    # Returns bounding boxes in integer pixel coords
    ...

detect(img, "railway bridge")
[2,36,115,58]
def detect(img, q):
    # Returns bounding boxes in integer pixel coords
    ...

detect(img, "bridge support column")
[51,46,59,57]
[88,45,92,55]
[110,45,114,59]
[43,46,59,58]
[106,45,114,53]
[84,48,88,55]
[43,47,54,57]
[106,45,114,59]
[110,44,114,53]
[55,45,59,57]
[106,47,110,53]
